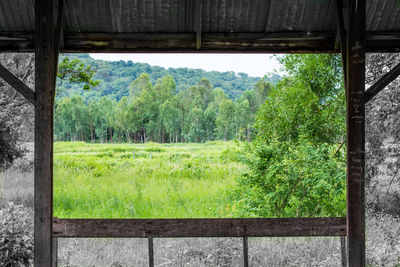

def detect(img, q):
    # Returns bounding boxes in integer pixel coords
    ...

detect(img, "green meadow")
[53,141,245,218]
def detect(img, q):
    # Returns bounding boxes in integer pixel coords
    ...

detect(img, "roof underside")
[0,0,399,53]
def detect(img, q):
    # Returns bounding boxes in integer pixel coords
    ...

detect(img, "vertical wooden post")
[243,236,249,267]
[340,236,347,267]
[346,0,365,266]
[35,0,57,265]
[52,238,58,267]
[148,237,154,267]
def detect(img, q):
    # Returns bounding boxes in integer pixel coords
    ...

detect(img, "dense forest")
[57,54,280,100]
[54,73,272,143]
[54,55,277,143]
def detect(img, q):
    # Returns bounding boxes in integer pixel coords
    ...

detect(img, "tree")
[216,99,235,141]
[0,54,34,167]
[232,54,346,218]
[365,54,400,210]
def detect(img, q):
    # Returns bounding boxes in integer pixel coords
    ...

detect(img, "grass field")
[53,141,245,218]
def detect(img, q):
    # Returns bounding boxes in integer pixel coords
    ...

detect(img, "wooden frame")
[0,0,386,265]
[1,32,399,53]
[53,217,347,238]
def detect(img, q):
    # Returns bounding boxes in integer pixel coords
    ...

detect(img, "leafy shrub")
[11,158,34,173]
[232,139,346,218]
[0,201,33,266]
[0,119,26,169]
[219,146,242,162]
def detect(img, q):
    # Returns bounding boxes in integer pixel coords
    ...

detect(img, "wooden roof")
[0,0,399,53]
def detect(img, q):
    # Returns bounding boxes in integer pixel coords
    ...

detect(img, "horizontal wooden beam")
[0,63,35,104]
[53,217,346,238]
[365,61,400,103]
[0,31,399,53]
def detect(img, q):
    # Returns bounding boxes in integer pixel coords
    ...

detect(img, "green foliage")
[232,54,346,218]
[233,139,346,217]
[53,141,246,218]
[54,72,270,143]
[0,202,33,266]
[57,57,100,91]
[57,54,278,100]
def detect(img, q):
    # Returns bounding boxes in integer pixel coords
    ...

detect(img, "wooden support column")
[346,0,365,266]
[35,0,57,265]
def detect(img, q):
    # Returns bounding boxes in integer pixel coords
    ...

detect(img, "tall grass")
[53,141,245,218]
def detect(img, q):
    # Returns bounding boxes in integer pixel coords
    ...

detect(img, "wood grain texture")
[35,0,57,265]
[345,0,366,265]
[1,31,399,53]
[53,217,346,238]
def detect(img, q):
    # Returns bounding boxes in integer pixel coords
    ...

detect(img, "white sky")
[89,54,282,77]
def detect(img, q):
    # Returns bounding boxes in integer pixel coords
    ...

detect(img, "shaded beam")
[0,63,35,104]
[345,0,366,265]
[62,32,337,53]
[34,0,57,265]
[1,31,399,53]
[365,61,400,103]
[53,217,347,238]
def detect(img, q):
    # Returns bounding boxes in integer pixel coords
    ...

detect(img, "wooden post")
[35,0,57,265]
[52,238,58,267]
[148,236,154,267]
[243,236,249,267]
[346,0,365,266]
[340,236,347,267]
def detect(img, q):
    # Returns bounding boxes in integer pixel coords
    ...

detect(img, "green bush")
[0,201,33,266]
[231,54,346,218]
[232,139,346,217]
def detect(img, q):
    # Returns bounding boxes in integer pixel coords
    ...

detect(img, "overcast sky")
[90,54,282,77]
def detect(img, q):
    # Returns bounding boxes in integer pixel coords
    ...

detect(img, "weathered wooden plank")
[345,0,366,265]
[53,217,347,238]
[365,61,400,103]
[0,63,35,104]
[57,32,337,53]
[35,0,57,265]
[1,31,399,53]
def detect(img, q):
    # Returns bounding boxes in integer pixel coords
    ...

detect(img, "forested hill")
[58,54,280,101]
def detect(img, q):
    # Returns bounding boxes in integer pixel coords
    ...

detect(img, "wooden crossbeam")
[0,63,35,104]
[53,217,346,238]
[1,31,400,53]
[365,61,400,103]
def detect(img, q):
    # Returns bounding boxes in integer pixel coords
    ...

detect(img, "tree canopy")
[231,54,347,218]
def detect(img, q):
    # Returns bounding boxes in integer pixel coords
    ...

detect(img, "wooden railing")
[52,217,347,266]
